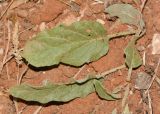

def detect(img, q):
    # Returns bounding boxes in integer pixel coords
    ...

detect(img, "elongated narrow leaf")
[124,40,142,68]
[9,79,119,104]
[22,21,109,67]
[94,80,121,100]
[9,80,95,104]
[105,4,145,31]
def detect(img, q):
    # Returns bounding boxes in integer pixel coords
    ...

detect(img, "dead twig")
[73,65,86,79]
[147,91,153,114]
[97,64,126,78]
[145,58,160,94]
[33,106,43,114]
[13,98,19,114]
[140,0,148,12]
[0,21,12,75]
[18,105,28,114]
[18,64,29,84]
[0,0,14,20]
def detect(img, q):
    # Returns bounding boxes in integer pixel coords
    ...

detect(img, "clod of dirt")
[28,0,66,24]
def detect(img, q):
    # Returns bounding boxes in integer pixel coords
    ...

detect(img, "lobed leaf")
[22,21,109,67]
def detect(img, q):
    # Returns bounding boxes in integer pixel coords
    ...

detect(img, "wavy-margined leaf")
[105,4,145,32]
[22,21,109,67]
[124,40,142,68]
[9,79,118,104]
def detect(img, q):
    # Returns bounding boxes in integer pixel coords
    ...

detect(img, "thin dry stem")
[18,105,28,114]
[97,64,126,78]
[140,0,148,12]
[143,51,146,65]
[18,65,29,84]
[73,65,86,79]
[0,0,14,20]
[0,21,12,74]
[33,106,43,114]
[122,84,130,108]
[126,67,132,81]
[13,99,19,114]
[147,91,153,114]
[145,58,160,94]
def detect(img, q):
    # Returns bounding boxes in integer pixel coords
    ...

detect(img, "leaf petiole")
[107,30,137,40]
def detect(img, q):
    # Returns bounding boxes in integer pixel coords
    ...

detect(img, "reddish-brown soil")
[0,0,160,114]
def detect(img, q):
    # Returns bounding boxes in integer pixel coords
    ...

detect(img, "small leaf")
[105,4,145,32]
[94,80,120,100]
[9,79,119,104]
[22,21,109,67]
[124,40,142,68]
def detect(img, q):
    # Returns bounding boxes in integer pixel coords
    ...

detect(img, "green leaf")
[9,79,119,104]
[22,21,109,67]
[124,40,142,68]
[94,80,121,100]
[105,4,145,31]
[9,80,95,104]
